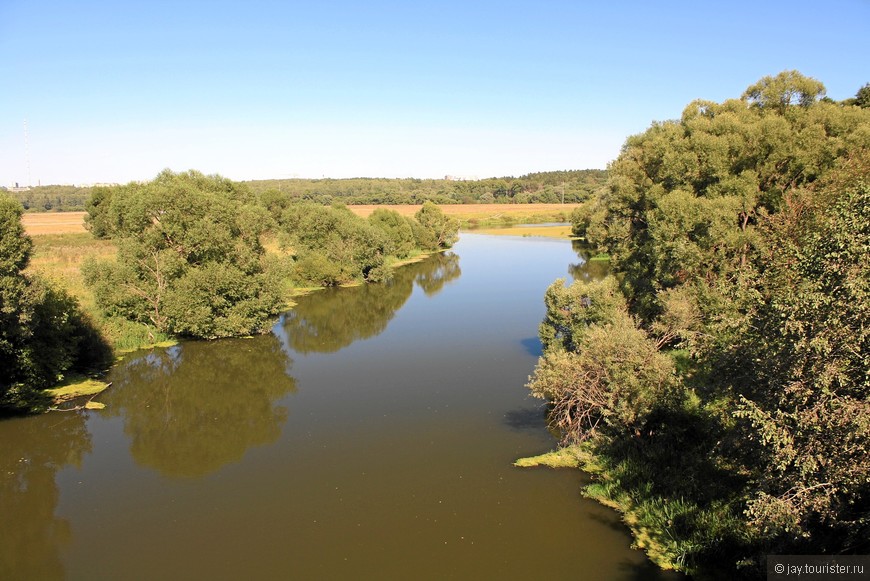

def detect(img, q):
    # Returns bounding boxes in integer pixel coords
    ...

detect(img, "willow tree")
[591,70,870,328]
[83,170,283,339]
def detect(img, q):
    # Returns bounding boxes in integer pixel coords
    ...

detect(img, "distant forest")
[5,185,94,212]
[3,170,607,211]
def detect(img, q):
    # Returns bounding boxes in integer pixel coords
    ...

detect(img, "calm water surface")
[1,233,680,580]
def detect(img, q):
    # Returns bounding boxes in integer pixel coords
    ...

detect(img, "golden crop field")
[21,205,581,236]
[348,203,580,220]
[21,211,88,235]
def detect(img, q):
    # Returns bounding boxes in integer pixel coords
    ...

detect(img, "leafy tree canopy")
[83,170,282,339]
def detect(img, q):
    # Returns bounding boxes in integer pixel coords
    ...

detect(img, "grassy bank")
[515,407,751,579]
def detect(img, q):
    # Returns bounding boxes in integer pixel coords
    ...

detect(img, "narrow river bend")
[1,233,680,580]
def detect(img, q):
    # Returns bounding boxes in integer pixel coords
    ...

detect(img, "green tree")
[539,72,870,575]
[853,82,870,108]
[594,71,869,323]
[532,277,680,440]
[414,201,459,250]
[278,203,391,286]
[368,208,416,258]
[83,185,118,238]
[83,170,282,339]
[742,70,826,111]
[730,160,870,552]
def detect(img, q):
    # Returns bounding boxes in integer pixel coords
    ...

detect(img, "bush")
[368,208,415,258]
[529,309,679,442]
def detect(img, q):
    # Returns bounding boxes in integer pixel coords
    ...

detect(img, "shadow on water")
[100,334,297,478]
[617,559,687,581]
[0,412,91,581]
[503,406,549,432]
[520,336,543,357]
[275,251,461,355]
[586,512,687,580]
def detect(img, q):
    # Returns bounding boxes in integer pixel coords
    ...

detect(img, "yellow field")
[21,205,580,236]
[22,211,88,235]
[348,203,580,219]
[470,224,573,239]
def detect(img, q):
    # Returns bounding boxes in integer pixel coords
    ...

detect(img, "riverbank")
[25,229,445,408]
[515,444,695,576]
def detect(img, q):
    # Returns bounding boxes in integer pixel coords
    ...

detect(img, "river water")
[0,233,680,580]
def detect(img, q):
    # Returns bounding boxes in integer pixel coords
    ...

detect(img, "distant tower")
[23,119,32,187]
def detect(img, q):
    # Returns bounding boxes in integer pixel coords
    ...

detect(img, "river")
[0,233,680,580]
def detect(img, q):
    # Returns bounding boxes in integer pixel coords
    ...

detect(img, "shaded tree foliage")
[271,200,459,288]
[1,194,110,415]
[544,72,870,576]
[730,159,870,553]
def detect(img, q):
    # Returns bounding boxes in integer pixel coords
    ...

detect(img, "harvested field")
[470,224,574,239]
[348,203,580,219]
[22,211,88,235]
[21,205,581,236]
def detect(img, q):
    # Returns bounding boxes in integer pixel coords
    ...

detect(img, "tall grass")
[576,400,756,579]
[27,232,173,353]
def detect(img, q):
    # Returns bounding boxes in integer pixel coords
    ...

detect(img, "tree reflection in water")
[569,240,610,282]
[101,334,296,478]
[276,251,461,354]
[0,412,91,580]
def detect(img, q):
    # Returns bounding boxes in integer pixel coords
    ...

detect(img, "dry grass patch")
[471,224,573,239]
[22,211,88,235]
[348,203,579,221]
[20,205,580,236]
[26,233,116,311]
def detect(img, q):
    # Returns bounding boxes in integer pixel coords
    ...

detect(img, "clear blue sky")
[1,0,867,186]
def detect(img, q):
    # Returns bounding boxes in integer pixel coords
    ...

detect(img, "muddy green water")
[1,234,680,580]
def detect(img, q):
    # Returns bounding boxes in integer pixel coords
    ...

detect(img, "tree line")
[529,71,870,576]
[4,170,607,212]
[1,185,94,212]
[243,169,607,205]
